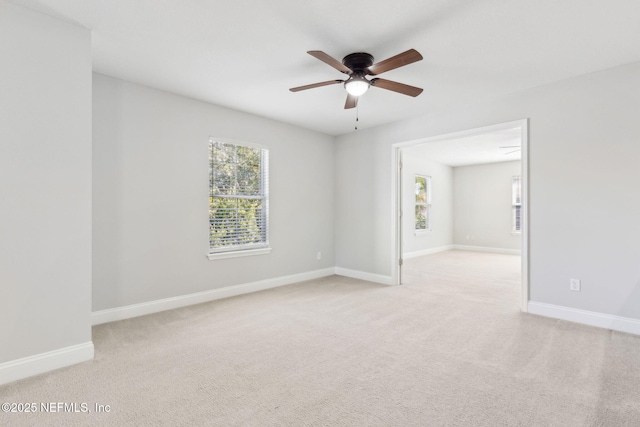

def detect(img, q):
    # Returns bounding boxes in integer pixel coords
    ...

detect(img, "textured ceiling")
[10,0,640,135]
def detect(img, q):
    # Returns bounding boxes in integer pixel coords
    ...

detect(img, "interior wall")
[92,74,335,312]
[453,161,521,251]
[0,2,92,363]
[402,152,453,256]
[335,61,640,320]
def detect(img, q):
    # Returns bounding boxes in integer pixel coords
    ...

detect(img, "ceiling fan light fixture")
[344,76,370,96]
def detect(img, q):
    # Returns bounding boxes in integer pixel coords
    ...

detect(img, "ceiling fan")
[290,49,424,109]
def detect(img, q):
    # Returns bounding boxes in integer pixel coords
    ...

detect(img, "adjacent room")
[2,0,640,425]
[400,125,524,309]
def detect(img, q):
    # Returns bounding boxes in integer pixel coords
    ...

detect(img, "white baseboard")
[453,244,521,255]
[92,268,336,325]
[0,342,94,386]
[404,245,454,259]
[528,302,640,336]
[334,267,393,286]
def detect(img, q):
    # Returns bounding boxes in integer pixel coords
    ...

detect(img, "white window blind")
[512,175,522,233]
[415,175,432,231]
[209,139,269,253]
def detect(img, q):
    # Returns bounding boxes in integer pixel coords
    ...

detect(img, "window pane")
[236,146,262,196]
[209,197,238,248]
[512,176,522,205]
[236,198,264,242]
[512,175,522,232]
[415,177,426,203]
[211,142,236,195]
[416,205,427,230]
[209,198,266,247]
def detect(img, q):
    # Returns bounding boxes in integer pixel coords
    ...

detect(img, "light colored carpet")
[2,250,640,426]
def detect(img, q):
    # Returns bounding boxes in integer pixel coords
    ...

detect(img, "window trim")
[207,247,272,261]
[415,174,432,234]
[208,137,270,260]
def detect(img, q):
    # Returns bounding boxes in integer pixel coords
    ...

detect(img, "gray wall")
[453,161,521,250]
[92,74,335,311]
[402,152,453,256]
[0,3,92,362]
[335,61,640,320]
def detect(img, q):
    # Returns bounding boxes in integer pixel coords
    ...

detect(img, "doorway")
[391,120,529,312]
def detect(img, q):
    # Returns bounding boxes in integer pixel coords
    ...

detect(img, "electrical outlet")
[316,251,322,260]
[570,279,581,291]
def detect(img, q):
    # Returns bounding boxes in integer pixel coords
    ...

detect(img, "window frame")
[207,137,271,260]
[415,174,432,234]
[512,175,522,234]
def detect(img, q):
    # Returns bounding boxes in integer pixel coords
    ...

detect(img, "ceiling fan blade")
[308,51,352,74]
[370,78,423,97]
[344,94,358,109]
[367,49,423,76]
[289,80,344,92]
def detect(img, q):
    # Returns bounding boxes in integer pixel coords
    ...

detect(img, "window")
[208,138,270,259]
[415,175,431,232]
[512,175,522,233]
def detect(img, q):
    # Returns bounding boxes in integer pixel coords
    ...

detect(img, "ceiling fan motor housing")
[342,53,374,73]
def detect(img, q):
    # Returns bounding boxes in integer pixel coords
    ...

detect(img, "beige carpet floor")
[2,250,640,426]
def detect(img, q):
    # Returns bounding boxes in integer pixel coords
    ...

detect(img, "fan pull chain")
[355,104,359,130]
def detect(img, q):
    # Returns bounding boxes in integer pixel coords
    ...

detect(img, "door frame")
[390,119,530,312]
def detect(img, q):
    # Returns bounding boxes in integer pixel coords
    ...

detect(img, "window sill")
[207,247,272,261]
[415,229,432,236]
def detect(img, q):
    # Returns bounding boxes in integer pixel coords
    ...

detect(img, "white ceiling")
[406,128,521,167]
[10,0,640,136]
